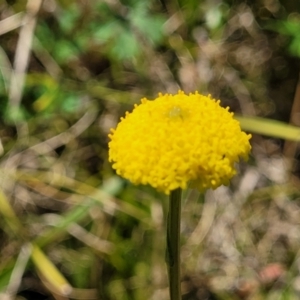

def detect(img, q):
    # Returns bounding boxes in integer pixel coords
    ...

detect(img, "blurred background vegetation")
[1,0,300,299]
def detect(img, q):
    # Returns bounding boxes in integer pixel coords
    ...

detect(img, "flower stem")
[166,188,182,300]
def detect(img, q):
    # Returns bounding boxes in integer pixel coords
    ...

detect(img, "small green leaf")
[112,30,140,60]
[129,5,165,45]
[57,4,80,33]
[94,21,122,42]
[53,40,79,63]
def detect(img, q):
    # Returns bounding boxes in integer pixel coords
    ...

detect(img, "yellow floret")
[108,91,251,194]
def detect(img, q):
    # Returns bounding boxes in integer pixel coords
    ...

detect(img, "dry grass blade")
[8,0,42,115]
[0,12,25,36]
[0,243,31,300]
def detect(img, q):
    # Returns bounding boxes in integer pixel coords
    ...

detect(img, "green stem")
[166,188,182,300]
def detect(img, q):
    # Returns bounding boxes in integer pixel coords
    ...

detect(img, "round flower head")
[108,91,251,194]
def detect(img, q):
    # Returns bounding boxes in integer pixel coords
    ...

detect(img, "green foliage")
[267,19,300,57]
[36,21,81,64]
[91,1,166,60]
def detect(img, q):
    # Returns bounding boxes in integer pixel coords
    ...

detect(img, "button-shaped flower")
[108,91,251,194]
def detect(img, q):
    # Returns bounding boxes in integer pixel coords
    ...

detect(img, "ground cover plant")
[1,0,300,299]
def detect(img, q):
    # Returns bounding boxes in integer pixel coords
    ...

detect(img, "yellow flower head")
[108,91,251,194]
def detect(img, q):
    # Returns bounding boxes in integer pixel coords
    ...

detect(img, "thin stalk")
[166,188,182,300]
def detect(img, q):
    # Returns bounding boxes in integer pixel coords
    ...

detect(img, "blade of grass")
[0,190,22,234]
[0,189,72,296]
[1,243,31,298]
[0,265,15,292]
[31,244,72,296]
[235,115,300,141]
[13,171,151,223]
[34,199,95,248]
[41,214,114,254]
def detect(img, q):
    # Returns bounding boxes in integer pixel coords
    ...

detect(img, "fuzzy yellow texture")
[108,91,251,194]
